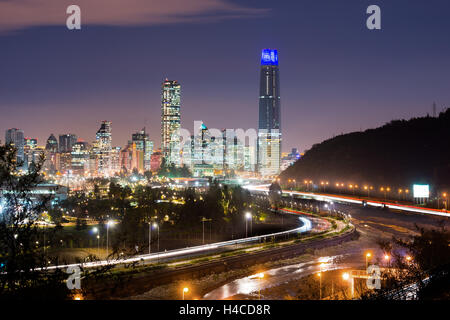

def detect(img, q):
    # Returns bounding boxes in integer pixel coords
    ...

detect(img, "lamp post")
[349,184,355,196]
[153,222,159,252]
[245,212,252,237]
[258,272,264,300]
[182,287,189,300]
[342,272,353,298]
[443,193,448,210]
[318,263,325,300]
[106,220,114,258]
[366,252,371,269]
[380,187,386,201]
[317,272,322,300]
[92,227,100,256]
[364,186,373,198]
[148,221,152,254]
[201,217,212,244]
[384,254,390,267]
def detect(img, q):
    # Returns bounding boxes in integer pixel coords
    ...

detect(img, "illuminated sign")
[261,49,278,66]
[413,184,429,198]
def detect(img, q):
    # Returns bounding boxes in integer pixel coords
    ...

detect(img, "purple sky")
[1,0,450,153]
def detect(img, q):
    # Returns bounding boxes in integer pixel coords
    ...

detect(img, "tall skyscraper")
[59,134,77,153]
[94,121,112,176]
[257,49,281,176]
[5,128,25,164]
[161,79,181,165]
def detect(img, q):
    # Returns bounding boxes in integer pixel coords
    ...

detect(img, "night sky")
[1,0,450,153]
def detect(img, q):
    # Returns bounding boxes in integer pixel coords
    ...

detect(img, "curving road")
[45,215,315,271]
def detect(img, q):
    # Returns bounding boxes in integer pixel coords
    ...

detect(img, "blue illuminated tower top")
[261,49,278,66]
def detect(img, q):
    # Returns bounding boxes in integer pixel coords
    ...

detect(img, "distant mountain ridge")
[281,109,450,191]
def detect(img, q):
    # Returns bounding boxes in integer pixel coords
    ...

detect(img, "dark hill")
[281,109,450,192]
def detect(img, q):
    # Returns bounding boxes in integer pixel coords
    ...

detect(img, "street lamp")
[148,221,153,254]
[317,272,322,300]
[92,227,100,256]
[342,272,353,298]
[106,220,114,258]
[380,187,387,201]
[365,252,371,269]
[384,254,390,267]
[245,212,252,237]
[442,192,448,210]
[258,272,264,300]
[182,287,189,300]
[201,217,212,244]
[153,222,160,252]
[317,263,325,300]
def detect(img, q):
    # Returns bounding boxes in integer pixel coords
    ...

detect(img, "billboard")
[413,184,429,198]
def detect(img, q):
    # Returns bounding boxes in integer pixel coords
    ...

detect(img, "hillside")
[281,109,450,191]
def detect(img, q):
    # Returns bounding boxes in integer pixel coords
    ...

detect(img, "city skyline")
[2,1,450,154]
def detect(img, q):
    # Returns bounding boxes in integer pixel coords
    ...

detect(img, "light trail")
[244,185,450,218]
[43,216,313,271]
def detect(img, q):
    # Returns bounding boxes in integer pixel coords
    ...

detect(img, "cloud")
[0,0,269,32]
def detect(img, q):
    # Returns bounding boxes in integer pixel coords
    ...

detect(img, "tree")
[0,144,70,299]
[268,182,282,210]
[363,224,450,300]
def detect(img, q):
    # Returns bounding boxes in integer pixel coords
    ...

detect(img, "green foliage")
[157,158,191,178]
[269,182,282,209]
[364,225,450,300]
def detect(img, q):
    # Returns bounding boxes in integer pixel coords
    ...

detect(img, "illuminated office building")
[71,141,89,175]
[94,121,112,176]
[257,49,281,176]
[161,79,181,166]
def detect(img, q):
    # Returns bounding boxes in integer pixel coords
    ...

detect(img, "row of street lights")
[91,220,161,258]
[91,220,115,257]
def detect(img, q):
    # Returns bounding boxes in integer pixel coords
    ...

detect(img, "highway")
[199,185,450,300]
[45,215,314,271]
[244,184,450,218]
